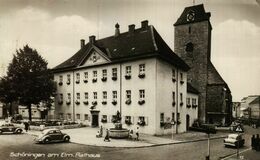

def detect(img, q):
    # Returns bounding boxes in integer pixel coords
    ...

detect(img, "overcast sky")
[0,0,260,101]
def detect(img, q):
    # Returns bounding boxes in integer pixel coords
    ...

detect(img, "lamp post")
[206,132,210,160]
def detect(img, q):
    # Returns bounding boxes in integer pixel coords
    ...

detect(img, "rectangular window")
[84,114,88,121]
[139,90,145,99]
[172,69,176,78]
[59,113,63,119]
[84,92,88,99]
[180,93,183,102]
[126,90,131,99]
[172,112,175,121]
[102,115,107,121]
[126,66,131,75]
[67,93,71,101]
[180,73,183,81]
[76,73,80,82]
[125,116,132,123]
[112,68,117,77]
[67,74,71,83]
[67,113,71,120]
[187,98,190,105]
[102,69,107,78]
[84,72,88,80]
[93,71,97,78]
[103,91,107,99]
[192,98,197,105]
[172,92,175,102]
[93,92,97,99]
[59,94,63,102]
[112,91,117,99]
[76,93,80,100]
[160,113,164,122]
[76,114,80,120]
[139,64,145,73]
[59,75,63,83]
[177,113,180,121]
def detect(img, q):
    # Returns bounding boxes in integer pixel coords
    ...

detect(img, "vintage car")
[0,123,23,134]
[224,134,245,148]
[35,128,70,144]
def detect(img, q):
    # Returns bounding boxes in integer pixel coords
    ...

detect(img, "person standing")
[136,127,139,141]
[24,121,29,132]
[100,125,103,137]
[104,129,110,142]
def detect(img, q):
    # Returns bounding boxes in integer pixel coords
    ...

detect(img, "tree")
[0,76,18,116]
[6,45,56,121]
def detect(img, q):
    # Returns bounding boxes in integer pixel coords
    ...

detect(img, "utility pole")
[206,133,210,160]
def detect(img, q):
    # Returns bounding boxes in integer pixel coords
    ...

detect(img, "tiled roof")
[174,4,211,26]
[207,61,226,85]
[53,22,189,71]
[187,82,199,94]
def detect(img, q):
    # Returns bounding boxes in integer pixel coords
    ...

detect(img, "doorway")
[186,114,190,131]
[91,114,99,127]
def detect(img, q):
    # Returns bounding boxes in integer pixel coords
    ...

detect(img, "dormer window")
[67,74,71,85]
[172,69,176,82]
[180,72,184,84]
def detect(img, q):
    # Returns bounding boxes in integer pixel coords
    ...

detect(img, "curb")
[24,130,227,148]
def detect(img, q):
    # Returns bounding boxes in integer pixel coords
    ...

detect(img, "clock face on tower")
[186,10,195,22]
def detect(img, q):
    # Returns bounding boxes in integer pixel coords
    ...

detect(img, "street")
[0,126,259,160]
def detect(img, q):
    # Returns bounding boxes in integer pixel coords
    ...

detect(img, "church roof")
[53,21,189,72]
[174,4,211,26]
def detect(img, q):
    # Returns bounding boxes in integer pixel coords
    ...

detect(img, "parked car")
[34,128,70,144]
[224,134,245,148]
[0,123,23,134]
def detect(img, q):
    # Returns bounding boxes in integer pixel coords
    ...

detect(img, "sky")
[0,0,260,101]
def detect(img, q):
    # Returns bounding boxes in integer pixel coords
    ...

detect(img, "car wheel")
[64,136,70,142]
[44,138,50,144]
[16,129,22,134]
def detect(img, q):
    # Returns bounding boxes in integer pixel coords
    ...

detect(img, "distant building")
[240,95,259,118]
[248,96,260,120]
[52,20,199,135]
[174,4,232,125]
[232,102,241,119]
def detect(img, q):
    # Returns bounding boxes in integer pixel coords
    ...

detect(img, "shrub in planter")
[172,102,176,106]
[101,118,107,123]
[75,80,80,84]
[58,82,63,86]
[187,104,191,108]
[125,99,131,105]
[66,101,71,105]
[112,100,117,105]
[101,77,107,82]
[160,122,165,127]
[125,120,132,125]
[192,105,197,108]
[138,73,145,78]
[58,100,63,105]
[92,78,97,83]
[177,121,181,125]
[83,101,89,105]
[137,121,146,126]
[102,101,107,105]
[125,74,131,80]
[172,78,176,82]
[66,81,70,85]
[84,79,88,83]
[180,80,184,84]
[92,101,97,105]
[180,102,183,106]
[112,76,117,81]
[138,100,145,105]
[75,100,80,105]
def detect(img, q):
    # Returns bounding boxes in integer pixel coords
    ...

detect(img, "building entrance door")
[186,114,190,131]
[91,114,99,127]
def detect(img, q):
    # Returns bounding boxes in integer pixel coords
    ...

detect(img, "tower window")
[185,42,194,52]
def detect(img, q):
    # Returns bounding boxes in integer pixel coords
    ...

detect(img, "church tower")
[174,4,212,122]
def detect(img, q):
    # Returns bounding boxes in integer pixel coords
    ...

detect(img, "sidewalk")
[25,126,228,148]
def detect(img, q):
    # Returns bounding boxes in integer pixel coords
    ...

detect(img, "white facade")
[54,52,197,135]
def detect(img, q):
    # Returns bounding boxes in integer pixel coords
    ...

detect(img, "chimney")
[128,24,135,33]
[80,39,85,48]
[89,35,96,44]
[115,23,120,37]
[141,20,149,29]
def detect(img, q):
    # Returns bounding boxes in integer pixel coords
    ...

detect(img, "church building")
[174,4,232,125]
